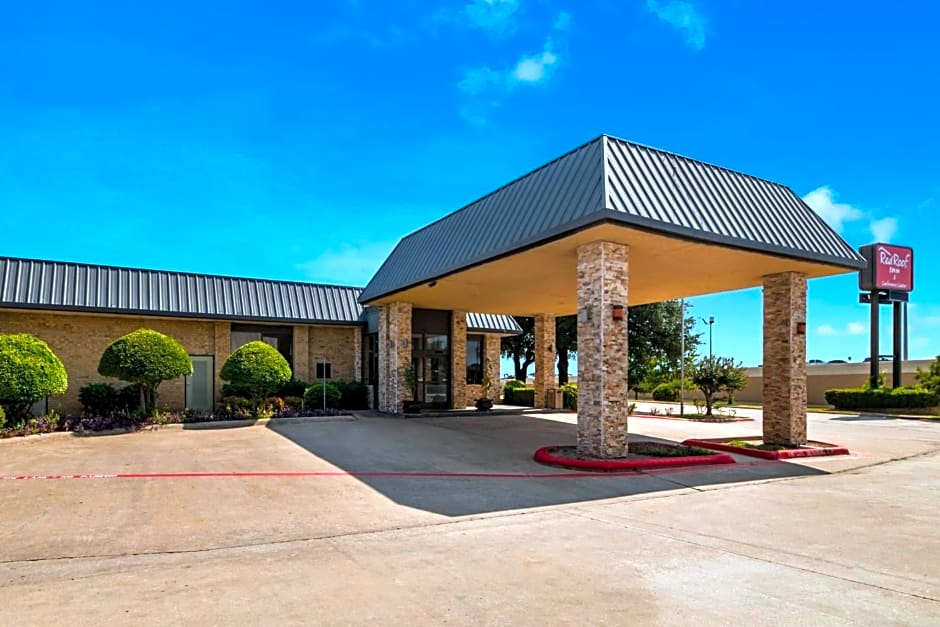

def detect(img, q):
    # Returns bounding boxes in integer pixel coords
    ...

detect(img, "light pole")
[701,316,715,360]
[680,299,686,417]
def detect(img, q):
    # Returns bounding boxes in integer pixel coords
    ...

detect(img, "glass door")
[186,356,214,412]
[412,332,450,409]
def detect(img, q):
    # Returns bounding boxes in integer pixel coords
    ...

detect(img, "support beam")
[484,334,502,403]
[451,311,467,408]
[533,313,556,408]
[762,272,807,446]
[377,302,413,413]
[576,241,629,458]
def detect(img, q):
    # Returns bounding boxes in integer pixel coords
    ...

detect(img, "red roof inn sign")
[859,243,914,292]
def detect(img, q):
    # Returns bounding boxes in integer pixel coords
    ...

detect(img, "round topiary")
[220,341,292,408]
[98,328,193,415]
[304,382,342,409]
[0,333,68,422]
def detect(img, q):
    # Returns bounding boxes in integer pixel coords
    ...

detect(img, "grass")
[726,439,789,452]
[629,442,717,457]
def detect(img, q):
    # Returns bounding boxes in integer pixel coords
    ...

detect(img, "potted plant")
[475,374,494,412]
[402,365,421,414]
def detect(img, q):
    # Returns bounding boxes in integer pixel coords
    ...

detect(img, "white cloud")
[296,242,396,285]
[554,11,572,31]
[512,46,557,82]
[802,185,899,242]
[464,0,520,36]
[458,66,503,95]
[817,322,867,337]
[870,217,898,242]
[647,0,706,50]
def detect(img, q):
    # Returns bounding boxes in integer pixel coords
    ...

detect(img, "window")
[315,362,332,379]
[230,324,293,367]
[467,334,484,384]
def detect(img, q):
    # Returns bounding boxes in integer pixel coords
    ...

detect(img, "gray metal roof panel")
[0,257,365,325]
[360,135,865,303]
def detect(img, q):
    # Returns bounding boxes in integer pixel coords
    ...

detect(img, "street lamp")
[701,316,715,359]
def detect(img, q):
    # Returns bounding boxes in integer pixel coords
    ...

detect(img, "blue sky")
[1,0,938,370]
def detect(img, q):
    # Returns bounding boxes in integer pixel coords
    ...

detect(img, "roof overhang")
[361,221,861,316]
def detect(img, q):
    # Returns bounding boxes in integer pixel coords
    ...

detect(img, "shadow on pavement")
[266,414,825,517]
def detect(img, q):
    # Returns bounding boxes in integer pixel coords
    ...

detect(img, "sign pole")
[870,289,879,389]
[893,301,902,388]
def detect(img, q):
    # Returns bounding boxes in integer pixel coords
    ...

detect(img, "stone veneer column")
[213,322,229,403]
[576,241,629,458]
[353,328,363,383]
[293,325,310,381]
[378,302,413,413]
[762,272,808,446]
[484,334,502,402]
[450,311,468,408]
[533,313,556,408]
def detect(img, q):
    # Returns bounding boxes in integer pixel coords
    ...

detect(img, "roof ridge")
[0,256,364,292]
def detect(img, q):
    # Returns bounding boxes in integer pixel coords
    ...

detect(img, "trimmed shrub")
[336,380,369,410]
[652,381,680,402]
[825,387,939,410]
[305,382,342,409]
[283,395,305,409]
[99,329,192,415]
[0,333,68,423]
[278,378,309,398]
[504,380,528,390]
[504,387,535,407]
[220,341,292,408]
[79,383,119,416]
[561,382,578,410]
[116,384,142,413]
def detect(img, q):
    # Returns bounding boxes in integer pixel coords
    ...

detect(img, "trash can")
[546,387,564,409]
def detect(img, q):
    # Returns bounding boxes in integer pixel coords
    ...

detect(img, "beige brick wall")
[0,308,363,415]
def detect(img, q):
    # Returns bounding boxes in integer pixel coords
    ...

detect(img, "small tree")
[916,355,940,395]
[98,329,192,415]
[0,333,68,423]
[220,341,291,410]
[691,356,746,416]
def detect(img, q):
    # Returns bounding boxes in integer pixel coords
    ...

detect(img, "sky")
[1,0,938,372]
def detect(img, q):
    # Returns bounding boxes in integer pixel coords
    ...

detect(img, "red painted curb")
[681,439,850,460]
[533,445,736,472]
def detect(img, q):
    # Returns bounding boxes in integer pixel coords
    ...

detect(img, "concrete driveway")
[1,410,939,625]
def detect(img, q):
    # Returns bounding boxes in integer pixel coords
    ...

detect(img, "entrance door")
[412,330,450,409]
[186,356,214,412]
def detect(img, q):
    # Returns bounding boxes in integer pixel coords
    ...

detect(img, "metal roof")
[0,257,364,325]
[0,256,523,334]
[360,135,865,303]
[467,312,523,335]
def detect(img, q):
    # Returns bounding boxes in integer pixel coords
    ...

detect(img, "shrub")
[278,378,309,398]
[98,329,192,415]
[824,387,939,410]
[220,341,292,409]
[305,382,342,409]
[0,333,68,423]
[504,387,535,406]
[283,395,305,409]
[336,380,369,409]
[916,356,940,395]
[0,405,5,430]
[504,380,528,390]
[561,382,578,410]
[652,381,680,402]
[79,383,119,416]
[116,384,142,413]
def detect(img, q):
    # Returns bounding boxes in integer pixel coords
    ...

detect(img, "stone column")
[534,313,556,408]
[484,334,502,403]
[576,241,629,458]
[213,322,229,402]
[762,272,808,446]
[293,325,310,382]
[377,302,413,413]
[450,311,468,408]
[353,328,363,383]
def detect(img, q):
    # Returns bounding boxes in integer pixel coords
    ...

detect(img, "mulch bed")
[533,442,736,472]
[681,437,850,460]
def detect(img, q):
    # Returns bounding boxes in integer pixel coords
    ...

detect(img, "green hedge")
[561,383,577,409]
[503,387,535,406]
[503,380,528,391]
[824,387,939,410]
[652,381,680,402]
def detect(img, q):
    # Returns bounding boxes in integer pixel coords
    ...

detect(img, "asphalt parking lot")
[1,408,939,625]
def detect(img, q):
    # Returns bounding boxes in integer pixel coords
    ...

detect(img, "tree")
[916,355,940,395]
[501,316,535,381]
[627,301,700,396]
[556,315,577,384]
[691,355,746,416]
[0,333,68,423]
[98,329,192,415]
[220,341,292,410]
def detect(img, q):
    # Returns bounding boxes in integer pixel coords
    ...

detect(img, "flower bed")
[681,437,850,460]
[533,442,735,471]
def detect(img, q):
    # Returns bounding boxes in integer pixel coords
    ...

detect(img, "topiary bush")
[98,328,192,415]
[220,341,292,410]
[824,387,939,410]
[0,333,68,423]
[278,378,309,398]
[304,382,342,409]
[336,380,369,409]
[504,387,535,406]
[652,380,680,402]
[79,383,119,416]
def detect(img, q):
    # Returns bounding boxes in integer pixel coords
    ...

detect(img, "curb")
[533,445,736,472]
[681,438,850,460]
